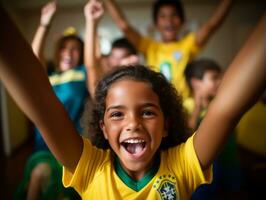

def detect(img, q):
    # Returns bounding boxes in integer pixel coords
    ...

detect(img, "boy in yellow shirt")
[104,0,232,99]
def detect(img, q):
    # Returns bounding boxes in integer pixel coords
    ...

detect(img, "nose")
[126,113,141,132]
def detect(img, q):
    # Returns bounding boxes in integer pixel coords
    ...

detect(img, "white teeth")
[123,139,145,144]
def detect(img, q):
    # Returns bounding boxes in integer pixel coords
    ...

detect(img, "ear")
[163,118,169,137]
[100,120,108,140]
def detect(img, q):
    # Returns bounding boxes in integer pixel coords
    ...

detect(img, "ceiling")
[2,0,264,11]
[1,0,153,10]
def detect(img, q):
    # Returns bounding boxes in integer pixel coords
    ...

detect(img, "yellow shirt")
[183,97,195,114]
[63,135,212,199]
[138,33,200,99]
[236,101,266,156]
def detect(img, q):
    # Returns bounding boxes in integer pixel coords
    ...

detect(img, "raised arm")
[84,0,104,97]
[195,0,233,47]
[104,0,142,47]
[0,6,83,173]
[194,14,266,170]
[31,1,57,66]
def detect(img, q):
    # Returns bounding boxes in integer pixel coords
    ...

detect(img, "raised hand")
[40,1,57,26]
[84,0,104,22]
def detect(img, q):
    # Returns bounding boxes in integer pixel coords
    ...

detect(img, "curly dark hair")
[152,0,185,25]
[82,65,190,149]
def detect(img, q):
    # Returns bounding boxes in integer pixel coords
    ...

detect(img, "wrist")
[40,23,50,28]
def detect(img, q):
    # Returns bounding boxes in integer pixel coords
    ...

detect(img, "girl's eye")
[110,111,123,119]
[142,110,155,118]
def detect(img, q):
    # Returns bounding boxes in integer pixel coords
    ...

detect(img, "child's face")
[199,70,221,98]
[156,5,182,42]
[59,39,81,71]
[101,79,167,180]
[108,48,132,69]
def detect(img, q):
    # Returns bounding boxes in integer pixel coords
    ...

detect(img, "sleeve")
[62,137,108,195]
[184,33,201,59]
[169,134,213,191]
[137,36,154,56]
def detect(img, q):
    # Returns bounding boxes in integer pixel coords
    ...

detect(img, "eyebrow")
[106,103,160,112]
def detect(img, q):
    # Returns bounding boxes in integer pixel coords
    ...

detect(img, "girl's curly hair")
[82,64,190,149]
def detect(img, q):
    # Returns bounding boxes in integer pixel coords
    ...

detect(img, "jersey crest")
[153,174,178,200]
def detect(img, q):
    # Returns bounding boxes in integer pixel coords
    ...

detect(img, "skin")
[155,5,182,42]
[31,0,57,66]
[58,39,82,71]
[188,70,222,129]
[101,80,167,180]
[108,47,132,69]
[193,70,222,103]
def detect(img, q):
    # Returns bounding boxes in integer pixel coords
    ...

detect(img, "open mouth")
[121,139,146,155]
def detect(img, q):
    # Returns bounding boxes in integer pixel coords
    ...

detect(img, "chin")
[162,34,177,42]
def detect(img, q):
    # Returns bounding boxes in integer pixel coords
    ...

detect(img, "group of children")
[0,0,265,199]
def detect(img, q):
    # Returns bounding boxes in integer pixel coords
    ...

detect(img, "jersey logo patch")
[160,62,172,81]
[153,175,178,200]
[173,51,182,61]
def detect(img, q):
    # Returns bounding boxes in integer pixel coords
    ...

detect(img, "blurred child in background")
[104,0,232,100]
[185,58,245,199]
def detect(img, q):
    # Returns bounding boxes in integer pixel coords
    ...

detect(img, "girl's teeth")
[124,139,145,144]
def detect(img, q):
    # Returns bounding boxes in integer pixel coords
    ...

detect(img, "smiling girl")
[0,4,265,200]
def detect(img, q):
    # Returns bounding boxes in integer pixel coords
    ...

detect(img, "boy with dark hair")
[152,0,185,25]
[104,0,232,99]
[184,58,222,129]
[111,37,138,55]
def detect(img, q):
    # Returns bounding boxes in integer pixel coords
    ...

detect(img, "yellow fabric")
[236,101,266,156]
[49,68,86,85]
[183,97,195,114]
[138,33,200,99]
[63,135,212,199]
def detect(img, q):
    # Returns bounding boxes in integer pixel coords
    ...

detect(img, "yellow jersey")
[236,101,266,156]
[138,33,200,99]
[63,135,212,199]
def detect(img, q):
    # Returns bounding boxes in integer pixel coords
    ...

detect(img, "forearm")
[85,18,103,97]
[31,24,49,65]
[104,0,129,31]
[104,0,142,45]
[196,0,233,46]
[194,14,266,169]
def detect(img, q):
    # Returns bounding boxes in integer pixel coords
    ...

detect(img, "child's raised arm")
[104,0,142,47]
[0,6,83,173]
[84,0,104,97]
[195,0,232,47]
[194,14,266,170]
[32,1,57,66]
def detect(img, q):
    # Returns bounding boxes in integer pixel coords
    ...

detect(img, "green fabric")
[14,151,80,200]
[114,155,160,192]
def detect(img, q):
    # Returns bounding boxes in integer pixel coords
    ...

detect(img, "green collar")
[114,155,160,192]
